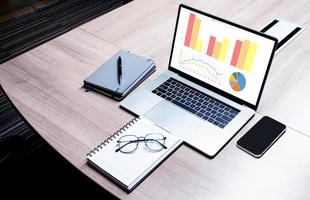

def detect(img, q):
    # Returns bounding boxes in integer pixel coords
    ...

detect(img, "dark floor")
[0,0,132,64]
[0,85,118,199]
[0,0,59,22]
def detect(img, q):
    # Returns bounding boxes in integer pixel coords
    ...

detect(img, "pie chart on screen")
[229,72,246,92]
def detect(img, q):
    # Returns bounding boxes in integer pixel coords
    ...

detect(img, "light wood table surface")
[1,0,310,199]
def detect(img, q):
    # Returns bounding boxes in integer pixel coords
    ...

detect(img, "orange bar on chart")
[231,40,243,66]
[189,18,201,49]
[212,41,222,59]
[237,40,250,69]
[207,36,216,56]
[184,13,196,47]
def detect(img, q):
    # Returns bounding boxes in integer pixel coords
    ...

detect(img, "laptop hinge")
[241,104,252,110]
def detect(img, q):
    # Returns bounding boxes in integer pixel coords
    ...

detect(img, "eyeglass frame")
[115,133,167,153]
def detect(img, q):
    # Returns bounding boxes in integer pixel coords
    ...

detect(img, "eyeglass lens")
[145,133,166,151]
[117,135,138,153]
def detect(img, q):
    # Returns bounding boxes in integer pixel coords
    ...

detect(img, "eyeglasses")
[115,133,167,153]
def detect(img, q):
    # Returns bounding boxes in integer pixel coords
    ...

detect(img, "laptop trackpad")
[144,101,217,141]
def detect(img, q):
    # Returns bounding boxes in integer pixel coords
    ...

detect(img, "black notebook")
[83,50,156,100]
[86,117,182,192]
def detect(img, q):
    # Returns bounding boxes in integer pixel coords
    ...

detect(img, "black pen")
[117,56,122,85]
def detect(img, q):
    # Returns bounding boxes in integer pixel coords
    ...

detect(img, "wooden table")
[1,0,310,199]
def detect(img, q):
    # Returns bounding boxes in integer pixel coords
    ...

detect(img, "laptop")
[120,4,277,158]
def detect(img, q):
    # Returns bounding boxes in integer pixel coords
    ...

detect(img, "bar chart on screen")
[182,12,258,73]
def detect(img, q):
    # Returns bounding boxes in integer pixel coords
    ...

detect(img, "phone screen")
[237,116,286,158]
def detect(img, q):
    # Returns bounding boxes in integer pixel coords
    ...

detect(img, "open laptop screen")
[169,5,277,109]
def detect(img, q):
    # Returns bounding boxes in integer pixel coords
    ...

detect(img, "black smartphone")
[237,116,286,158]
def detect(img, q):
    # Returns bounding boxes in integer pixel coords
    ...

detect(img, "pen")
[117,56,122,85]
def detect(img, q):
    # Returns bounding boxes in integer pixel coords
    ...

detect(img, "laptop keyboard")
[152,78,240,129]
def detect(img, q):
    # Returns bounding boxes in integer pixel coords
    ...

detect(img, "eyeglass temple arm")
[115,140,139,152]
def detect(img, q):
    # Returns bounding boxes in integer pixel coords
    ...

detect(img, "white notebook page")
[87,117,181,188]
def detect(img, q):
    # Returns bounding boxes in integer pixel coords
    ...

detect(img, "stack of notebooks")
[87,117,182,192]
[84,50,156,100]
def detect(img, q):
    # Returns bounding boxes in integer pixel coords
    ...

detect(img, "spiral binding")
[87,117,139,157]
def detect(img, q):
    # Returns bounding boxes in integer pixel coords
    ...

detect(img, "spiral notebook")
[86,117,182,192]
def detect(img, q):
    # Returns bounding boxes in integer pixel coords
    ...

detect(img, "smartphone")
[237,116,286,158]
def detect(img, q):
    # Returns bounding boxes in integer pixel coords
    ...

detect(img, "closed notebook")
[83,50,156,100]
[86,117,182,192]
